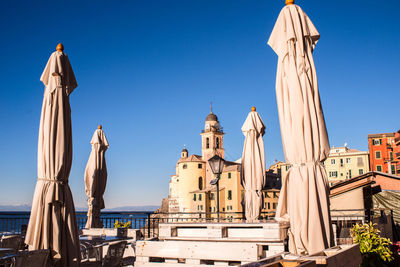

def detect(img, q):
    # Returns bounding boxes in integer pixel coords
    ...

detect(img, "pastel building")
[168,110,279,219]
[368,131,400,175]
[168,111,242,219]
[281,145,370,185]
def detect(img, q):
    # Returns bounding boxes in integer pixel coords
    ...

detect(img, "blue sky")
[0,0,399,208]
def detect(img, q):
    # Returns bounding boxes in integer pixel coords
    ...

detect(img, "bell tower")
[201,105,224,185]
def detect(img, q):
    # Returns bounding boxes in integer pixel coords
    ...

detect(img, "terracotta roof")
[330,171,400,195]
[177,154,204,163]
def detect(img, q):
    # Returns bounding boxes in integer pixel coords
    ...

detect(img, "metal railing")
[0,211,274,237]
[0,209,392,239]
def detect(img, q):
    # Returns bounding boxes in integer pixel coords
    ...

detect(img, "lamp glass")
[208,155,225,175]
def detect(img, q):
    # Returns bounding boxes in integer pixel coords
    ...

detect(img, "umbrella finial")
[56,43,64,52]
[285,0,294,5]
[251,106,256,112]
[98,125,102,129]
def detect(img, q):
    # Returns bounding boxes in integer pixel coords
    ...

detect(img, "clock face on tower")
[205,124,210,130]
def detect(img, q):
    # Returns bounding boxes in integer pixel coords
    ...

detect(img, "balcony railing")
[0,211,276,238]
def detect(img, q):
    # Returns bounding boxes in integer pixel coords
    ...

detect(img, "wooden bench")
[159,222,289,241]
[136,240,265,266]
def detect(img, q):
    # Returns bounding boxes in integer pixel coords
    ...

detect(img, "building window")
[329,171,338,177]
[389,152,393,161]
[341,173,343,177]
[199,194,202,201]
[373,139,382,145]
[285,165,291,171]
[198,163,202,169]
[391,165,396,174]
[377,165,382,172]
[264,192,270,198]
[348,170,352,179]
[183,164,187,169]
[340,158,344,167]
[222,207,225,211]
[273,192,278,198]
[228,172,231,179]
[228,190,232,200]
[357,157,364,167]
[216,137,220,149]
[193,194,196,201]
[213,207,216,212]
[331,159,336,164]
[346,158,351,164]
[198,177,203,190]
[209,207,212,212]
[273,203,277,209]
[375,151,381,159]
[267,203,270,209]
[210,193,214,200]
[206,138,210,149]
[359,169,364,175]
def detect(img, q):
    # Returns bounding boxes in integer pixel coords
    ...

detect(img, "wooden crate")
[159,222,289,241]
[135,240,280,266]
[302,244,361,267]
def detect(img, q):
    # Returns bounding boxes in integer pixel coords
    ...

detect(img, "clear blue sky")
[0,0,399,208]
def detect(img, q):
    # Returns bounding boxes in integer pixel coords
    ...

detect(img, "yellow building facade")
[168,110,279,219]
[168,111,243,219]
[281,146,370,185]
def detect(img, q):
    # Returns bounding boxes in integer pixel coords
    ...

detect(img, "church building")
[168,110,243,219]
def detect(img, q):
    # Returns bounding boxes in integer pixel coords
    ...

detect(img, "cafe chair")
[81,240,127,267]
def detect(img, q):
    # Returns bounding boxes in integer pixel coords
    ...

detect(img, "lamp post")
[208,154,225,222]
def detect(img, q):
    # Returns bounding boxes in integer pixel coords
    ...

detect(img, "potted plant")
[351,222,394,267]
[114,220,131,238]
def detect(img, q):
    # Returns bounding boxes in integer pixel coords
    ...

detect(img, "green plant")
[113,220,131,229]
[351,222,393,265]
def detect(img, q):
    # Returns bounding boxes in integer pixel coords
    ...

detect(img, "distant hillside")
[103,205,159,212]
[0,205,159,212]
[0,204,31,211]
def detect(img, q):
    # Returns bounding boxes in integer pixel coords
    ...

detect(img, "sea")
[0,211,154,233]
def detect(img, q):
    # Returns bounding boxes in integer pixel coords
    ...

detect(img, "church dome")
[206,112,218,122]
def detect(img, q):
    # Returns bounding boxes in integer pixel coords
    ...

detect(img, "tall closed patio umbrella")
[25,44,80,266]
[268,0,333,255]
[241,107,266,222]
[84,125,109,228]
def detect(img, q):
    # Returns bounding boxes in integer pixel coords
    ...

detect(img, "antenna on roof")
[210,101,213,114]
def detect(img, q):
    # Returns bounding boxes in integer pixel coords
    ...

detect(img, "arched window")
[216,137,220,149]
[183,164,187,169]
[198,177,203,190]
[206,138,210,149]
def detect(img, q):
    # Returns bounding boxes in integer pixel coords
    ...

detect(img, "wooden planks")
[159,222,289,241]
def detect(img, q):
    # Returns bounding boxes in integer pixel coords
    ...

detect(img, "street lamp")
[208,154,225,222]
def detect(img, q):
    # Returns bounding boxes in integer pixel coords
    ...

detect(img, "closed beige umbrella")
[268,1,333,255]
[25,44,80,266]
[84,126,109,228]
[241,107,266,222]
